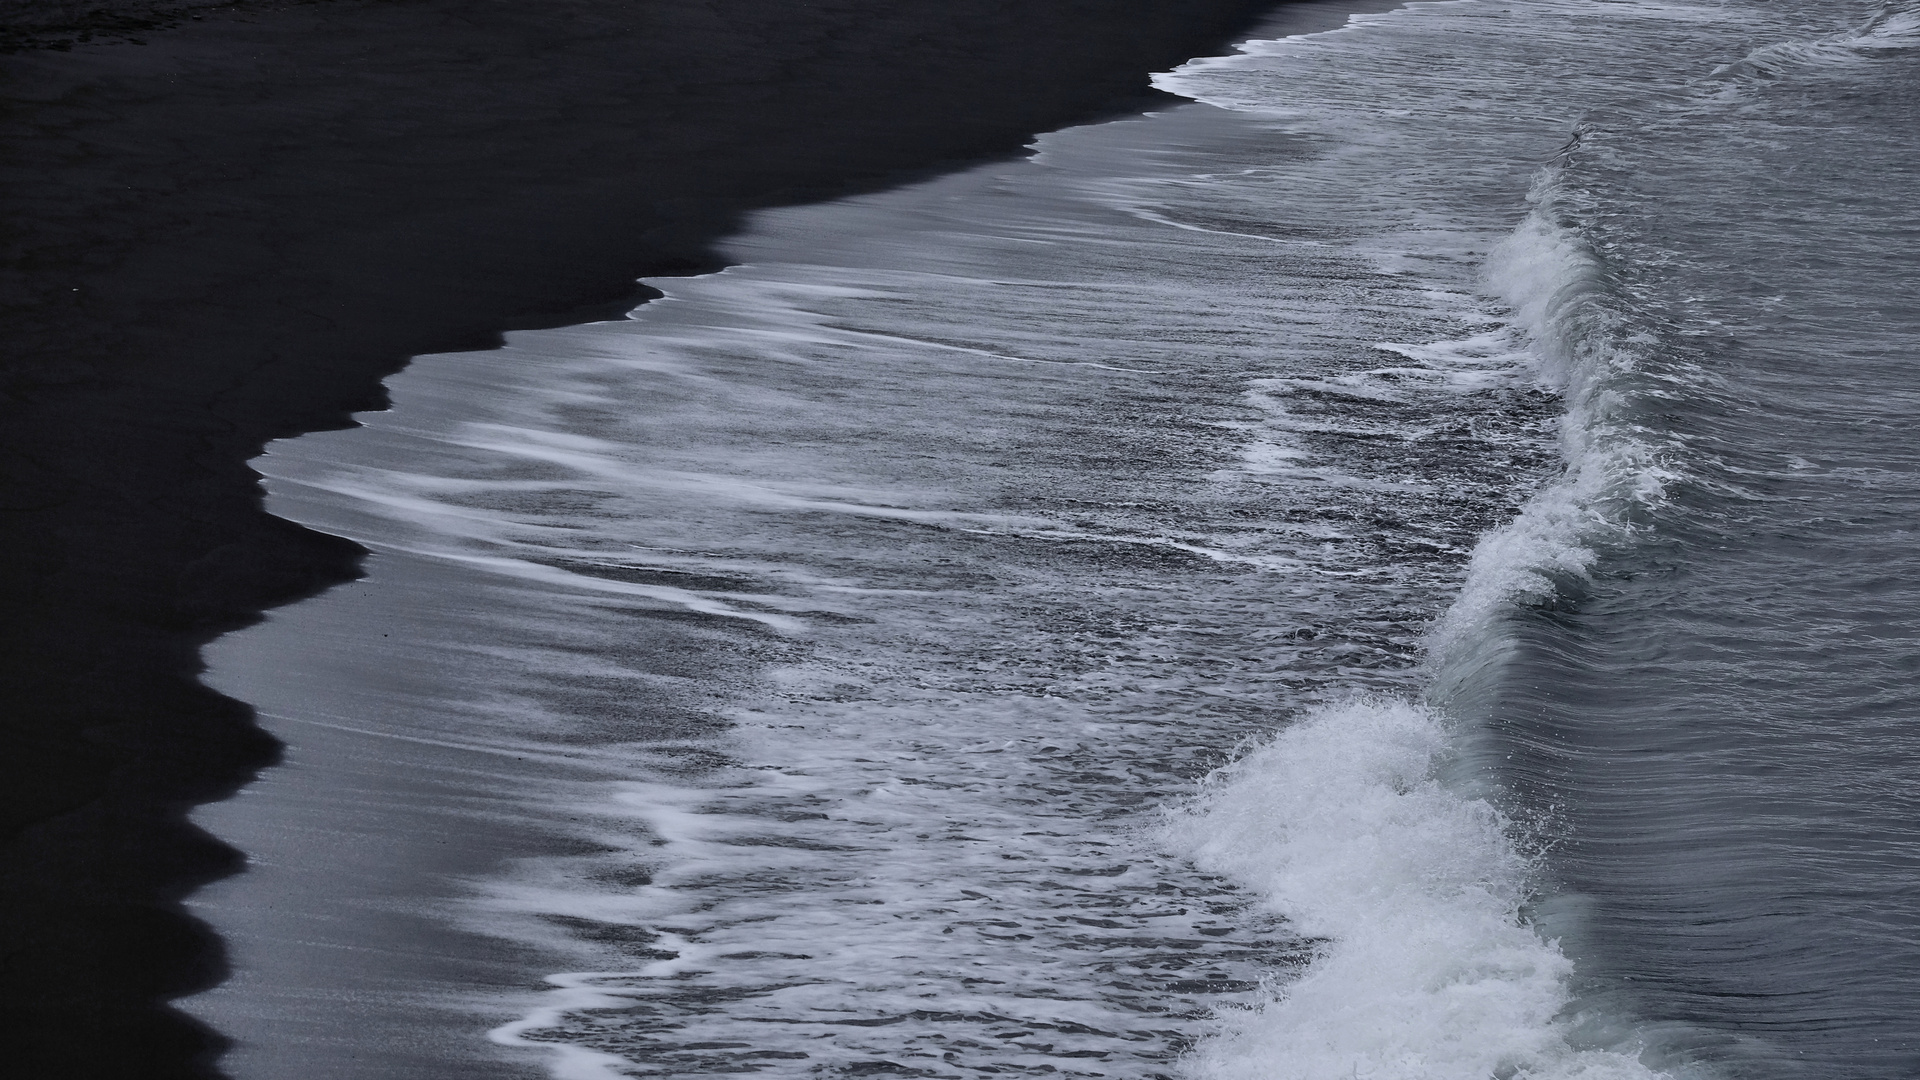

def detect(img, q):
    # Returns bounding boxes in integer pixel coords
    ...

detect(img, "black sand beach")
[0,2,1281,1075]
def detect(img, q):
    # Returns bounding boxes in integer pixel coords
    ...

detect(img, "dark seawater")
[185,1,1920,1077]
[1446,8,1920,1076]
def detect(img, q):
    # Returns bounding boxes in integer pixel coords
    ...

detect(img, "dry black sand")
[0,1,1283,1075]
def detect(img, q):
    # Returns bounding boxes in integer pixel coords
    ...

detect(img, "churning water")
[192,1,1920,1077]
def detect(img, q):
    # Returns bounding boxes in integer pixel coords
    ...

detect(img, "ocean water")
[187,1,1920,1077]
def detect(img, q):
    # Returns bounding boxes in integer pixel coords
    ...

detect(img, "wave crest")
[1165,698,1665,1080]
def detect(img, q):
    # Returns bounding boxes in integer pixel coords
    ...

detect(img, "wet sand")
[192,551,644,1080]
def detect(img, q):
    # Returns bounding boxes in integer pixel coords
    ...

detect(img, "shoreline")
[0,2,1284,1074]
[179,3,1433,1074]
[191,551,633,1080]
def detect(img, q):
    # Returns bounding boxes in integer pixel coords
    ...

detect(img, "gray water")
[187,1,1920,1077]
[1448,8,1920,1075]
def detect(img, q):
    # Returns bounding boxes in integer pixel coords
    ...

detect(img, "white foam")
[1164,699,1663,1080]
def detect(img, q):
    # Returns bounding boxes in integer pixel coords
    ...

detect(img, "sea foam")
[1165,699,1661,1080]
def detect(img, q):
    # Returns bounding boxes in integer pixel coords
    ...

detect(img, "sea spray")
[1164,699,1663,1080]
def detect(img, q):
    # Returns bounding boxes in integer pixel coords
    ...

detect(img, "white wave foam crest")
[1146,0,1694,667]
[1434,165,1683,665]
[1165,699,1664,1080]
